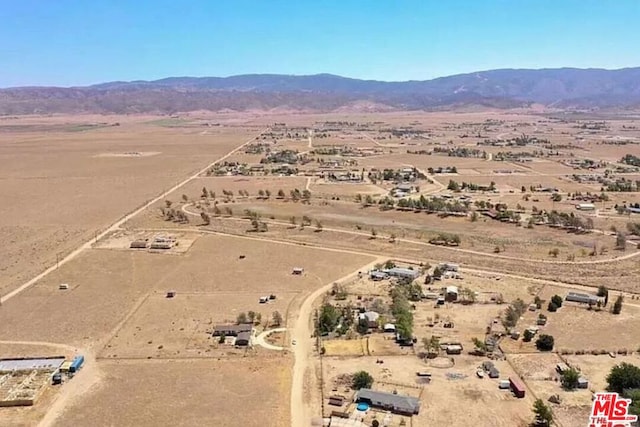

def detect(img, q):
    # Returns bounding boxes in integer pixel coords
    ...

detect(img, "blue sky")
[1,0,639,87]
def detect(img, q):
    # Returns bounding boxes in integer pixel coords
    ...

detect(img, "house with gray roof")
[384,267,420,280]
[354,388,421,415]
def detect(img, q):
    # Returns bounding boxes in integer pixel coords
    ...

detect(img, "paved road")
[0,130,265,305]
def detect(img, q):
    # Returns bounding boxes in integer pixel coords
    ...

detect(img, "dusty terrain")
[2,110,640,427]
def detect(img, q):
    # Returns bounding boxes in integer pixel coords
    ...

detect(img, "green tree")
[181,194,188,202]
[561,368,580,390]
[535,334,554,351]
[551,295,563,308]
[352,371,374,390]
[607,363,640,394]
[612,295,623,315]
[318,304,340,334]
[247,311,256,323]
[200,212,210,225]
[236,312,248,324]
[218,333,226,344]
[532,399,553,426]
[547,302,558,312]
[272,311,283,327]
[472,337,488,354]
[616,232,627,250]
[356,318,369,335]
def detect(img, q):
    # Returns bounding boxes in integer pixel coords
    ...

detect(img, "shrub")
[536,334,555,351]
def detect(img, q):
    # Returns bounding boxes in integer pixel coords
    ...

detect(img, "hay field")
[0,115,256,295]
[53,358,291,427]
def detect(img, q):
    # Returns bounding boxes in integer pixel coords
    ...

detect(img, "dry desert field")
[3,110,640,427]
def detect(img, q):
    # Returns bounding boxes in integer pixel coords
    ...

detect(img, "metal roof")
[0,357,65,372]
[355,388,420,414]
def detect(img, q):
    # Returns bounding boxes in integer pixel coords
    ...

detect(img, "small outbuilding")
[565,292,600,305]
[369,270,388,281]
[166,290,176,298]
[328,395,345,406]
[358,311,380,328]
[292,267,304,275]
[130,240,148,249]
[445,286,459,302]
[445,344,463,355]
[577,377,589,389]
[383,323,396,333]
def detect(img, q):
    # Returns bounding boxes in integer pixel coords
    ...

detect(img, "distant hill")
[2,67,640,114]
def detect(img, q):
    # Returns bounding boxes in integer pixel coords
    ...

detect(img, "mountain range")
[2,67,640,114]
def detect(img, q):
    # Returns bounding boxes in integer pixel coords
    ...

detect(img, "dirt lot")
[102,292,297,359]
[322,355,534,427]
[52,358,291,427]
[0,115,256,295]
[516,285,640,352]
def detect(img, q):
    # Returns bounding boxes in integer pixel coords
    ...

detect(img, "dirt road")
[289,258,383,427]
[180,204,640,266]
[0,129,266,305]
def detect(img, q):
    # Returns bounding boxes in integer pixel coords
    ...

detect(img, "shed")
[166,290,176,298]
[577,377,589,389]
[565,292,600,305]
[445,286,459,302]
[370,271,388,281]
[358,311,380,328]
[556,363,570,374]
[383,323,396,333]
[439,263,459,272]
[235,331,251,346]
[328,395,345,406]
[445,345,463,355]
[292,267,304,275]
[499,380,511,389]
[130,240,148,249]
[576,203,596,211]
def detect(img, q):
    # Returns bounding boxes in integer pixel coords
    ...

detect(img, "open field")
[3,111,640,427]
[0,115,256,296]
[52,358,291,427]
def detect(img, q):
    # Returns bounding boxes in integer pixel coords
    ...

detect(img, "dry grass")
[53,358,291,427]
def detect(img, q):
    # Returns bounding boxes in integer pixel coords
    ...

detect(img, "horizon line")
[3,65,640,90]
